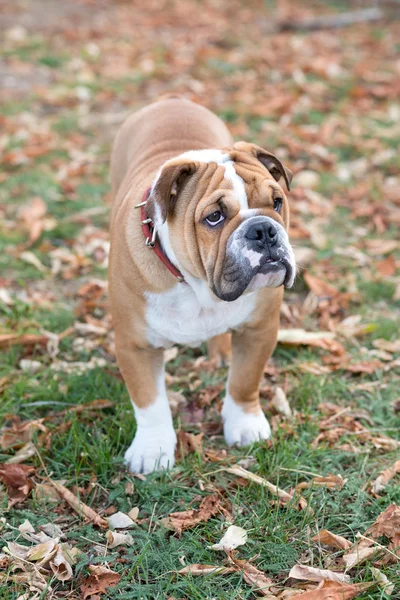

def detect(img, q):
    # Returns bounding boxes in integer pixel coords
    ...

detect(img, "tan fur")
[109,96,288,421]
[207,333,232,367]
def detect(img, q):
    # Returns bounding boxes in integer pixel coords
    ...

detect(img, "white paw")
[124,426,177,474]
[222,394,271,447]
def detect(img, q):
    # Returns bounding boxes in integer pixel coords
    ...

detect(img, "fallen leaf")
[27,538,58,565]
[370,566,394,596]
[342,546,380,568]
[370,460,400,496]
[6,441,37,464]
[17,196,48,247]
[277,329,336,347]
[288,564,350,584]
[106,511,134,530]
[48,480,108,528]
[289,581,373,599]
[345,360,383,374]
[178,564,235,576]
[161,494,225,535]
[49,546,74,581]
[229,556,274,597]
[106,530,134,548]
[365,503,400,557]
[303,273,339,297]
[0,463,35,507]
[210,525,248,551]
[0,333,50,351]
[176,429,204,460]
[0,417,46,450]
[312,529,351,550]
[19,251,47,273]
[372,339,400,354]
[19,359,42,372]
[127,506,139,521]
[80,565,121,599]
[164,346,178,363]
[34,482,61,503]
[270,387,292,417]
[296,474,345,491]
[224,465,307,510]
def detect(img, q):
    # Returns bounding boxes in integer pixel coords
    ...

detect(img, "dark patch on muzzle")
[213,216,295,302]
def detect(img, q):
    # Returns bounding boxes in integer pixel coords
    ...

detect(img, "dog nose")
[245,221,277,246]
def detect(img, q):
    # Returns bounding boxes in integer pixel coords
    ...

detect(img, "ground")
[0,1,400,599]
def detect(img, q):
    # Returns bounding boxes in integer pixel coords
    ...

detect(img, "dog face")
[146,142,296,302]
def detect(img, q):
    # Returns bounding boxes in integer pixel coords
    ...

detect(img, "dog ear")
[146,161,195,227]
[233,142,293,191]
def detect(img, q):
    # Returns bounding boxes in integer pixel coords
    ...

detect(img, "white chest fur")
[145,282,257,348]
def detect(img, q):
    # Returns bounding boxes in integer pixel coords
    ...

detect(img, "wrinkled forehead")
[178,148,278,209]
[179,148,248,208]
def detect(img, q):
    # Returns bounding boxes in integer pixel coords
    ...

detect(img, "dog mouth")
[257,257,294,288]
[213,256,294,302]
[212,217,296,302]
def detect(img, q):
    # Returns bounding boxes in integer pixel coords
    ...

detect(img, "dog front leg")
[207,332,231,367]
[115,337,176,473]
[222,321,279,446]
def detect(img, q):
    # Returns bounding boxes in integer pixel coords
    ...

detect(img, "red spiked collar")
[135,188,185,283]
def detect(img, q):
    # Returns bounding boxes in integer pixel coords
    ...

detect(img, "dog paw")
[124,426,176,474]
[222,395,271,447]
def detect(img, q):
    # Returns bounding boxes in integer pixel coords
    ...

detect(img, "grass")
[1,1,400,598]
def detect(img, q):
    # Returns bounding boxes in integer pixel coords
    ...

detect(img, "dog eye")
[205,210,225,226]
[274,198,283,213]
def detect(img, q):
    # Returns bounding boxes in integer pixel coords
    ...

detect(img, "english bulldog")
[109,95,295,473]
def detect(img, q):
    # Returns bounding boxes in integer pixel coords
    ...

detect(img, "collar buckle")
[145,227,157,247]
[136,188,185,283]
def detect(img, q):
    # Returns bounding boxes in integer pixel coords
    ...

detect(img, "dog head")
[145,141,296,301]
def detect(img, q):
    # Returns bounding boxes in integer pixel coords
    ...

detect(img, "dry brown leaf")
[49,546,74,581]
[34,482,61,503]
[372,339,400,354]
[0,333,50,350]
[365,503,400,557]
[312,529,351,550]
[0,463,35,507]
[176,429,204,461]
[345,360,383,374]
[288,564,350,583]
[48,480,108,528]
[17,196,48,247]
[277,328,336,347]
[5,441,37,464]
[0,417,46,450]
[296,474,345,491]
[370,436,400,452]
[161,494,224,535]
[303,273,339,297]
[370,460,400,496]
[80,565,121,599]
[27,538,58,565]
[342,546,379,569]
[289,580,373,599]
[364,239,399,255]
[229,556,274,597]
